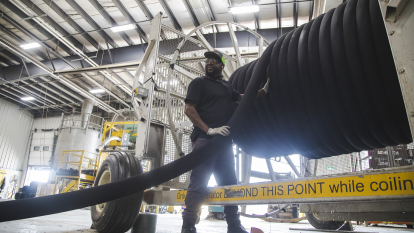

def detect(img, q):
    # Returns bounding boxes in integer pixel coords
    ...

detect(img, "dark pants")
[182,137,239,225]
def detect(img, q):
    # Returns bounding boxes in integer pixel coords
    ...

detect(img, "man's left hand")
[262,78,270,94]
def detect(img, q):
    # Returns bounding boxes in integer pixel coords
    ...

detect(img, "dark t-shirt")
[185,75,240,142]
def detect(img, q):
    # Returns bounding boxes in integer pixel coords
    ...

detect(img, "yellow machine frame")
[53,150,100,194]
[102,121,138,144]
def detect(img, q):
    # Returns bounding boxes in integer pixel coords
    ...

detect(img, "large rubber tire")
[306,213,352,231]
[91,152,144,233]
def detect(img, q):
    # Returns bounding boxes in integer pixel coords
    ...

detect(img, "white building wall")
[0,99,34,195]
[0,99,34,171]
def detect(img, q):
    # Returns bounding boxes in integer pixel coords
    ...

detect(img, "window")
[43,146,49,151]
[34,146,40,151]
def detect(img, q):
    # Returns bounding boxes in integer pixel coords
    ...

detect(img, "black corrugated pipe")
[228,0,412,159]
[0,0,411,223]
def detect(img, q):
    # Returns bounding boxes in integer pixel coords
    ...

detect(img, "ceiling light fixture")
[229,5,260,14]
[21,96,35,101]
[110,24,136,32]
[90,88,105,93]
[20,43,41,50]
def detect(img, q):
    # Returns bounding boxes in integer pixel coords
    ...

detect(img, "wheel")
[214,212,225,220]
[306,213,352,231]
[90,152,144,233]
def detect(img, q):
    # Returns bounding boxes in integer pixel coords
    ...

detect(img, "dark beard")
[205,67,220,78]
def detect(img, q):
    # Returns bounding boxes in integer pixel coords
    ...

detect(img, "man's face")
[205,58,224,77]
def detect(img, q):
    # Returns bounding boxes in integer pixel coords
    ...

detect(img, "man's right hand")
[207,126,230,136]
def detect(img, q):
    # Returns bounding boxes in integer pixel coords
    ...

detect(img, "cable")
[228,0,412,159]
[0,0,411,223]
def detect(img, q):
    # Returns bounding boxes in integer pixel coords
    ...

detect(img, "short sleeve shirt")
[185,76,240,142]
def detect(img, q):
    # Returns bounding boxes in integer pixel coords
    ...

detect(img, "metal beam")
[88,0,136,45]
[227,0,239,29]
[265,158,276,181]
[182,0,200,27]
[0,9,74,66]
[111,0,149,43]
[252,0,260,30]
[293,0,299,28]
[134,0,153,19]
[34,81,79,103]
[309,0,314,21]
[201,0,219,32]
[20,80,77,105]
[284,156,301,177]
[21,102,78,111]
[0,91,35,108]
[38,77,83,102]
[6,1,132,97]
[0,36,120,113]
[42,0,103,50]
[2,0,74,56]
[159,0,183,32]
[18,0,88,52]
[276,0,282,37]
[0,88,66,111]
[8,85,57,105]
[227,23,244,67]
[0,28,290,84]
[0,52,17,66]
[0,50,22,65]
[65,0,119,48]
[0,24,49,60]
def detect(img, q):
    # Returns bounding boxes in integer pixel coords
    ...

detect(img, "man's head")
[204,50,225,78]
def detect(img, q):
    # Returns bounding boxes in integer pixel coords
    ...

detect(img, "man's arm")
[184,100,209,133]
[185,100,231,136]
[237,90,265,103]
[236,78,269,103]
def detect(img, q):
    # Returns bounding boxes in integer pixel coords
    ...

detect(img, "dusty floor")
[0,209,412,233]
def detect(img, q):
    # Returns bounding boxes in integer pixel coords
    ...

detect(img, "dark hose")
[230,0,411,159]
[0,0,411,223]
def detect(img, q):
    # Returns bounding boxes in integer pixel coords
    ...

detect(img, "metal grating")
[304,142,414,177]
[163,129,192,183]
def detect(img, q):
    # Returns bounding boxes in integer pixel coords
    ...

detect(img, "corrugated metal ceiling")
[0,0,344,116]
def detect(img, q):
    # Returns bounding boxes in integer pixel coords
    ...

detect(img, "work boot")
[181,220,197,233]
[227,220,248,233]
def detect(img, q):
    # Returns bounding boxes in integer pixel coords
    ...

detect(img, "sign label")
[176,172,414,202]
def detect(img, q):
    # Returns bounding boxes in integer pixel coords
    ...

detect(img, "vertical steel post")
[265,158,276,181]
[143,80,155,156]
[313,159,318,177]
[240,150,251,214]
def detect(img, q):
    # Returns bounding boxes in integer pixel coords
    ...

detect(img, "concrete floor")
[0,209,413,233]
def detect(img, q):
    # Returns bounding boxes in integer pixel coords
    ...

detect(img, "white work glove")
[207,126,230,136]
[262,78,270,94]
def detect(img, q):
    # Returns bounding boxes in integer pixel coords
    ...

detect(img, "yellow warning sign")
[176,171,414,202]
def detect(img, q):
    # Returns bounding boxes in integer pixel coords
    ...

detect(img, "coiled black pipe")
[229,0,412,159]
[0,0,410,223]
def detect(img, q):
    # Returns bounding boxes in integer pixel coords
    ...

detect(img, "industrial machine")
[42,0,414,232]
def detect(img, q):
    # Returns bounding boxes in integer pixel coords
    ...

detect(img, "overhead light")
[229,5,260,14]
[90,88,105,93]
[110,24,136,32]
[21,96,35,101]
[20,43,41,50]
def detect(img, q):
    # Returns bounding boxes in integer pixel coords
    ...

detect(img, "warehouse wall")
[0,99,34,196]
[32,115,63,130]
[0,99,34,170]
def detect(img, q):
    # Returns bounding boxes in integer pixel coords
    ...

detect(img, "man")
[182,50,269,233]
